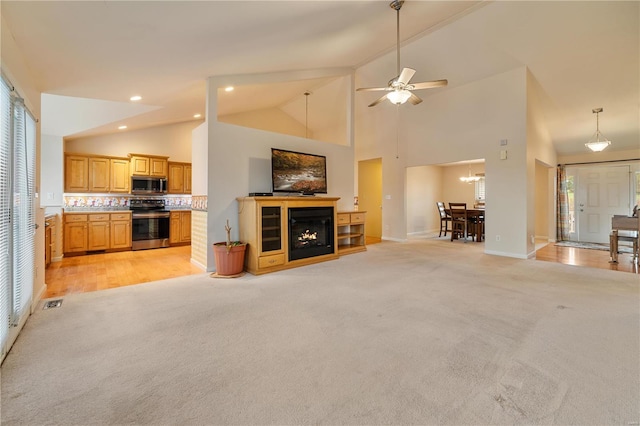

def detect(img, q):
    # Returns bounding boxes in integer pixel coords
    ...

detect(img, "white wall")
[219,108,309,139]
[406,165,443,235]
[40,134,64,207]
[65,120,201,161]
[206,69,355,271]
[192,122,208,196]
[356,60,529,256]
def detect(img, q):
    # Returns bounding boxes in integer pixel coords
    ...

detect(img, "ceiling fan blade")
[411,79,448,90]
[368,94,389,107]
[356,87,391,92]
[397,67,416,85]
[408,92,423,105]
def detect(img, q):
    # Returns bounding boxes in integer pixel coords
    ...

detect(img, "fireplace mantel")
[237,196,340,275]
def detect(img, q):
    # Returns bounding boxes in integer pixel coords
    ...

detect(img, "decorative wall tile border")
[63,194,193,210]
[191,195,207,211]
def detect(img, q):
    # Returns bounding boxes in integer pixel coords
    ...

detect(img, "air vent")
[43,299,63,309]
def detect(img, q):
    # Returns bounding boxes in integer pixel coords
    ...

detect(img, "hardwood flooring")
[535,242,638,274]
[44,246,203,299]
[44,240,637,299]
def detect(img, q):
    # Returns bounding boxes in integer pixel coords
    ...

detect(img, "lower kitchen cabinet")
[110,212,132,249]
[170,210,191,245]
[88,214,110,251]
[64,211,132,255]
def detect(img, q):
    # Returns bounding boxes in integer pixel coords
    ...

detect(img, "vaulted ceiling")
[2,1,638,155]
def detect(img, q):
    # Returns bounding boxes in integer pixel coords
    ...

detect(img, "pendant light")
[460,165,481,183]
[304,91,311,139]
[585,107,611,152]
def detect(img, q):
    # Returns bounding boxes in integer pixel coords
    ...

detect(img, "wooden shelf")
[237,196,341,275]
[337,211,366,255]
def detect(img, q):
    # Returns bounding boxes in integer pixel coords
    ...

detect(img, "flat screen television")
[271,148,327,195]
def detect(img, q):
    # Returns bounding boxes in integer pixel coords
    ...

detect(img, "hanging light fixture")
[304,91,311,139]
[460,165,481,183]
[585,107,611,152]
[387,89,412,105]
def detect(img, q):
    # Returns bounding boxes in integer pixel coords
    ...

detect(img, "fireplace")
[288,207,334,261]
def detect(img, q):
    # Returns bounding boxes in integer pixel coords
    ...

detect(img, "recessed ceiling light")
[118,125,127,130]
[224,86,234,92]
[130,95,142,101]
[193,113,201,119]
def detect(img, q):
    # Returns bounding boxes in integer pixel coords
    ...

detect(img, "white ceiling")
[2,1,638,155]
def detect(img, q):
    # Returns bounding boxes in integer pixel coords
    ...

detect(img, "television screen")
[271,148,327,194]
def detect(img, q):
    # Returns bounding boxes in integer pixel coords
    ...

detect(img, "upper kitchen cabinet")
[168,162,192,194]
[110,158,130,193]
[65,155,90,192]
[129,154,169,178]
[64,153,131,193]
[88,157,110,192]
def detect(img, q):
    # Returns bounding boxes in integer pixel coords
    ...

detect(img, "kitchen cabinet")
[64,214,88,254]
[65,153,131,193]
[88,157,110,192]
[129,154,168,177]
[168,162,192,194]
[64,211,132,255]
[65,155,90,192]
[170,210,191,245]
[110,212,132,249]
[88,213,110,251]
[110,158,130,193]
[45,216,55,268]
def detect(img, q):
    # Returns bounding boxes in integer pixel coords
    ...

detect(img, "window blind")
[12,99,35,322]
[0,76,11,360]
[0,73,36,363]
[475,178,486,201]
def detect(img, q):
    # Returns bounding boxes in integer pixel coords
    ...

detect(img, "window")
[475,177,485,201]
[1,74,36,364]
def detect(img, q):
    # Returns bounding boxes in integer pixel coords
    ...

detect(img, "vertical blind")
[1,74,36,363]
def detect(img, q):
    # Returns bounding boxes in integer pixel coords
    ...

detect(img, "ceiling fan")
[356,0,448,107]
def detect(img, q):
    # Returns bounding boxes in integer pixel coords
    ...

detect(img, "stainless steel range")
[130,199,170,250]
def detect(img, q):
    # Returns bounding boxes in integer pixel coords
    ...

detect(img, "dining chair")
[436,202,451,237]
[468,209,485,242]
[448,202,469,241]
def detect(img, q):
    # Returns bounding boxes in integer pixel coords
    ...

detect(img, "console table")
[237,196,340,275]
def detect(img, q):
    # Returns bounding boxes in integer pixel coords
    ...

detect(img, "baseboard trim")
[32,284,47,313]
[484,250,529,259]
[190,258,207,271]
[382,237,408,243]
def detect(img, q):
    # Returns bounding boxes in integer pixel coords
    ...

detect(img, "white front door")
[576,166,630,243]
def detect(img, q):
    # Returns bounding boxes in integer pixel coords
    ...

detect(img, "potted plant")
[212,219,247,277]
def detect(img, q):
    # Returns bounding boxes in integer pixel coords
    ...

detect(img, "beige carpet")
[2,239,639,425]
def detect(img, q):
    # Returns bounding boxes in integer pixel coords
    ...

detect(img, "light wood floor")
[535,242,638,274]
[44,240,637,299]
[44,246,203,299]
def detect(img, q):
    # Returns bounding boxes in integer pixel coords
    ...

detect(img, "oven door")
[131,212,170,250]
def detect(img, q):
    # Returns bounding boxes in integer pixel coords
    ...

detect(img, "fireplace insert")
[288,207,334,261]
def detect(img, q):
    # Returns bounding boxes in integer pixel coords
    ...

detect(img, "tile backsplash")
[63,194,192,210]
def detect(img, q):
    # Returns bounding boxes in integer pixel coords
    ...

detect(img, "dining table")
[445,207,485,242]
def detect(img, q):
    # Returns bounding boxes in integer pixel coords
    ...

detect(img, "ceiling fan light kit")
[585,107,611,152]
[356,0,448,107]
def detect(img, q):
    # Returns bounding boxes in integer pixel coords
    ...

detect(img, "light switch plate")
[500,150,508,160]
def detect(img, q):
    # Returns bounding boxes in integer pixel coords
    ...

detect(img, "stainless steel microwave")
[131,176,167,194]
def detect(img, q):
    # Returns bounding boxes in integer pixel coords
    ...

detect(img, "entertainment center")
[237,196,366,275]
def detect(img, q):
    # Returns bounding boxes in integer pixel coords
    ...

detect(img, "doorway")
[358,158,382,243]
[567,165,631,243]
